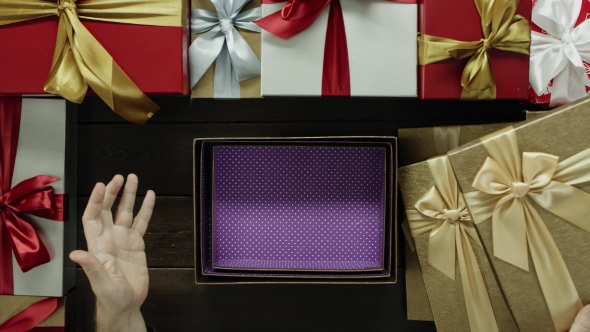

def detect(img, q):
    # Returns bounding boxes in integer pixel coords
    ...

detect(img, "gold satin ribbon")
[418,0,531,99]
[433,126,461,155]
[0,0,185,124]
[406,155,499,332]
[465,126,590,331]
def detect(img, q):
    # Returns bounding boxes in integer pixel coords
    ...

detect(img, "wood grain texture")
[77,196,194,268]
[76,268,436,332]
[78,96,527,123]
[78,118,526,196]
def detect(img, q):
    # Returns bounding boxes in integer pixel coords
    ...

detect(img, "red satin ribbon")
[255,0,415,96]
[0,297,62,332]
[0,99,65,295]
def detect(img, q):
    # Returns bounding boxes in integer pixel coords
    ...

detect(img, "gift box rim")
[202,140,392,277]
[193,136,398,285]
[210,143,388,273]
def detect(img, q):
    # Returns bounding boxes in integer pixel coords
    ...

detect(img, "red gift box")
[0,1,189,111]
[419,0,532,100]
[528,0,590,105]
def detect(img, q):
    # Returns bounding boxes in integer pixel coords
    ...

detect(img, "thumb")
[571,305,590,332]
[70,250,112,296]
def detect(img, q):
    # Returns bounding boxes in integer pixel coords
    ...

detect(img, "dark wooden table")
[74,97,528,331]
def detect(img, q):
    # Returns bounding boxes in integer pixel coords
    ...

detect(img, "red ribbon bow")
[0,98,65,295]
[255,0,416,96]
[0,297,63,332]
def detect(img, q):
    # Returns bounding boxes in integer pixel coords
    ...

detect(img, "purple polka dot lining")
[212,146,386,272]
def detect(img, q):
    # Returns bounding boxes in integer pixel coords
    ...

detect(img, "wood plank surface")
[78,96,527,123]
[76,268,436,332]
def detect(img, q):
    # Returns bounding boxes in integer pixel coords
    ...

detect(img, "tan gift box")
[448,97,590,331]
[398,111,549,322]
[191,0,261,98]
[399,156,517,332]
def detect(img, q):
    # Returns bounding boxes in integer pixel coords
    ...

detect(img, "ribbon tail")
[63,11,158,124]
[226,29,261,82]
[3,209,51,273]
[432,126,461,155]
[524,202,582,332]
[189,28,226,89]
[0,214,14,294]
[428,220,456,280]
[530,182,590,233]
[44,16,87,104]
[0,297,58,332]
[457,226,499,332]
[321,0,350,97]
[213,46,241,99]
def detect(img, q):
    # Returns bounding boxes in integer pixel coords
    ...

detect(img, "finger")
[69,250,112,297]
[132,190,156,237]
[115,174,138,228]
[571,305,590,332]
[101,175,124,228]
[82,183,106,253]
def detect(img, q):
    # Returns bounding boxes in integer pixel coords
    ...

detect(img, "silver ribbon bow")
[530,0,590,105]
[190,0,261,98]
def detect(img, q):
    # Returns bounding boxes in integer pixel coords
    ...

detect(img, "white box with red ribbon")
[257,0,417,97]
[0,98,77,296]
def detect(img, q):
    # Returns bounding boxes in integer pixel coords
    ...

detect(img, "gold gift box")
[448,98,590,331]
[191,0,261,98]
[399,160,517,332]
[0,292,75,331]
[398,111,548,321]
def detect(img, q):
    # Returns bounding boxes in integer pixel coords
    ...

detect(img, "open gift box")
[194,137,397,284]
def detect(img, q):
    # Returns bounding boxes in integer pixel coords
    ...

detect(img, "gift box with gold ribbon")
[0,293,75,331]
[418,0,532,100]
[0,98,77,296]
[399,155,518,331]
[0,0,189,124]
[190,0,262,98]
[448,96,590,331]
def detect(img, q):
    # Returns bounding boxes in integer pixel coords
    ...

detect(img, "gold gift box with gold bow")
[399,156,518,332]
[448,97,590,331]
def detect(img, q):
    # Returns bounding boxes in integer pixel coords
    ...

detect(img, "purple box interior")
[212,146,386,272]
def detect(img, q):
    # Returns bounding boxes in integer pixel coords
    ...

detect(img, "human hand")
[70,174,155,332]
[571,305,590,332]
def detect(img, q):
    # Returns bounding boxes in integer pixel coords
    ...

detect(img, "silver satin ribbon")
[189,0,261,98]
[433,126,461,155]
[530,0,590,105]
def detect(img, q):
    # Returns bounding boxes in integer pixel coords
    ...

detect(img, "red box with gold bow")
[0,293,75,331]
[418,0,532,100]
[0,0,189,124]
[0,98,77,297]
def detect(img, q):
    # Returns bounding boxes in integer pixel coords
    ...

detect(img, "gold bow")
[465,126,590,331]
[406,155,499,332]
[0,0,185,124]
[418,0,531,99]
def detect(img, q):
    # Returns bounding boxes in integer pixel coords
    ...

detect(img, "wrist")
[96,303,146,332]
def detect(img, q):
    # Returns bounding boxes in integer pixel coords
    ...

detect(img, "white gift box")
[260,1,417,97]
[2,98,77,296]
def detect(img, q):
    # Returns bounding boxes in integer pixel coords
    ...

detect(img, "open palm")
[70,174,155,323]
